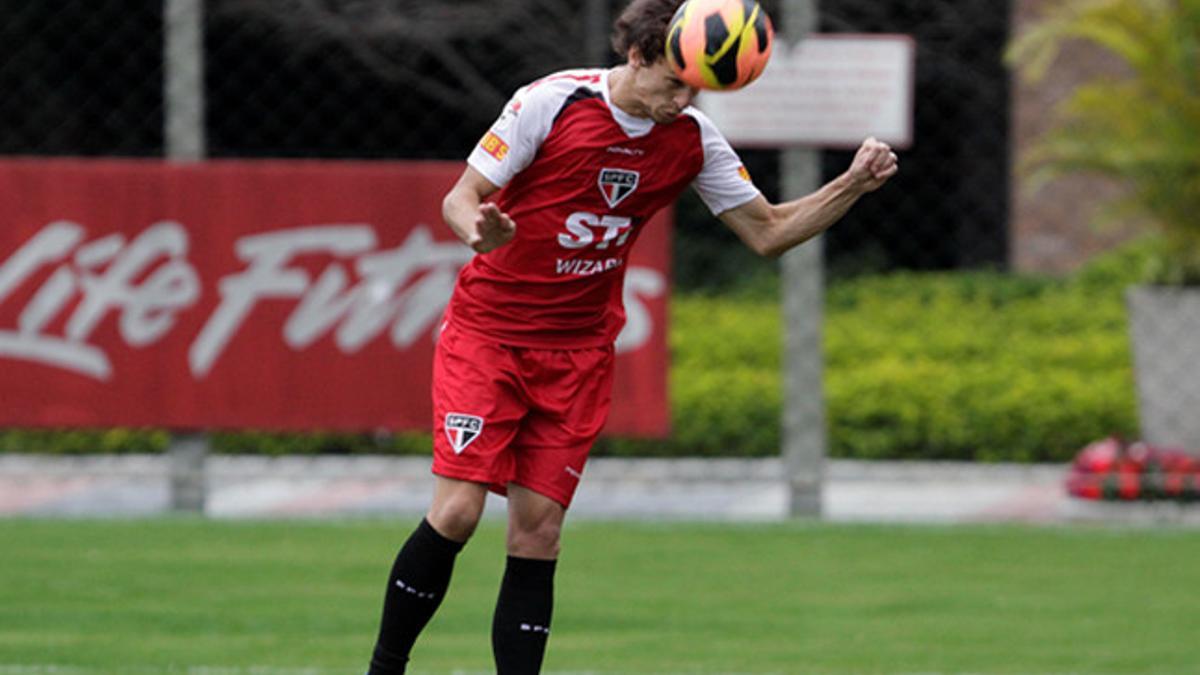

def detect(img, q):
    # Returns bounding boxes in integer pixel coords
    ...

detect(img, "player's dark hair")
[611,0,685,63]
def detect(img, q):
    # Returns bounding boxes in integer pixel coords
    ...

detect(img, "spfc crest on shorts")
[598,168,639,208]
[444,413,484,454]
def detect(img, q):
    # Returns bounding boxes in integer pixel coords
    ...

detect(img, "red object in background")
[1066,436,1200,501]
[0,159,671,436]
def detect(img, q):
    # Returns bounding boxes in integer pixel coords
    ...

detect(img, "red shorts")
[431,322,615,508]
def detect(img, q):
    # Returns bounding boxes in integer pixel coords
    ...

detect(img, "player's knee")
[426,498,483,543]
[507,517,562,558]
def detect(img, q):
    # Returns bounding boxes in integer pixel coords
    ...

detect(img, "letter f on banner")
[189,226,375,377]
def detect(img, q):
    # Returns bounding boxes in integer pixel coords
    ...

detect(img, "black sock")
[368,518,465,675]
[492,556,557,674]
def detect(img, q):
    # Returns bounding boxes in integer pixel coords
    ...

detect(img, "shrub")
[635,244,1142,461]
[0,428,169,455]
[1,244,1146,462]
[824,269,1135,461]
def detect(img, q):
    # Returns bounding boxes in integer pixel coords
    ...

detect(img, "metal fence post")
[165,0,206,161]
[167,432,209,512]
[164,0,208,512]
[780,0,825,518]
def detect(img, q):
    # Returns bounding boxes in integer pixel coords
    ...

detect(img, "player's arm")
[719,137,899,258]
[442,165,516,254]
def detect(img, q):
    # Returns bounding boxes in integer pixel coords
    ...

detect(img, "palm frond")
[1009,0,1200,283]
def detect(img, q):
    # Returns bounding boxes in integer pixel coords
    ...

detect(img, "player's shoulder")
[512,68,606,110]
[496,69,607,132]
[680,106,723,140]
[523,68,606,94]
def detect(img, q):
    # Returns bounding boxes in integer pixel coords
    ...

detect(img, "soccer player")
[367,0,898,672]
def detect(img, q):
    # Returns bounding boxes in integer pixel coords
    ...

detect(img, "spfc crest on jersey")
[598,168,640,209]
[444,413,484,454]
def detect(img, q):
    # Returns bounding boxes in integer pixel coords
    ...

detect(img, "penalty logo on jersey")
[598,168,640,209]
[445,413,484,454]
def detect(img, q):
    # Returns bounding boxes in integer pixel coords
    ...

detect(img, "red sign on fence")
[0,159,670,435]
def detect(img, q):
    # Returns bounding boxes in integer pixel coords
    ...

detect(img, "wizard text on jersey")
[554,211,633,277]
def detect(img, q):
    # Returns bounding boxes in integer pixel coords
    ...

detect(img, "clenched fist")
[846,137,899,193]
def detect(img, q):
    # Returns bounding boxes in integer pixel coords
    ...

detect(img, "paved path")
[3,454,1200,525]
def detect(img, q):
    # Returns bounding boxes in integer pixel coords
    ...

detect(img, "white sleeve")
[687,109,762,216]
[466,83,557,188]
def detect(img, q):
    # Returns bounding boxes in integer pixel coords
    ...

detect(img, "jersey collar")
[601,69,656,140]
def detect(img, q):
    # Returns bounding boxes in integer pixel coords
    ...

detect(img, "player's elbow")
[740,208,790,258]
[441,188,464,224]
[755,236,789,259]
[729,220,785,258]
[745,224,789,259]
[441,186,478,235]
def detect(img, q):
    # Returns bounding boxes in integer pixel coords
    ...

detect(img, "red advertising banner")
[0,159,670,436]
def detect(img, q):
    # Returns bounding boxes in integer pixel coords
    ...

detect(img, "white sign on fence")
[698,34,916,150]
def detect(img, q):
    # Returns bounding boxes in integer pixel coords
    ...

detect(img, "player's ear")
[626,45,646,69]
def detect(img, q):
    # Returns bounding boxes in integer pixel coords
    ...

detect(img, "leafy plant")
[1007,0,1200,284]
[1,248,1148,462]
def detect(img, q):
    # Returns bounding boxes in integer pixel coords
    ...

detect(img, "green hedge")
[824,271,1135,461]
[0,243,1152,462]
[819,240,1150,462]
[0,427,432,457]
[603,241,1149,462]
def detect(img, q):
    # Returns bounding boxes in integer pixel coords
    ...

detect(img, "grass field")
[2,518,1199,674]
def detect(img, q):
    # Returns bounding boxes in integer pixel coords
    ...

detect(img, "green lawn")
[2,518,1198,674]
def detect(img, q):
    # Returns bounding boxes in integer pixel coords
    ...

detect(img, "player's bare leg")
[368,477,488,675]
[506,483,566,559]
[492,484,566,673]
[427,474,490,541]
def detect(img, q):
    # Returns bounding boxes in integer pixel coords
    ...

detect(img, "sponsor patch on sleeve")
[479,131,510,161]
[737,165,752,182]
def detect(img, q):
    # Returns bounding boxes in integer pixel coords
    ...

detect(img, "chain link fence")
[1,0,1012,270]
[821,0,1010,274]
[204,0,599,159]
[1,1,164,156]
[2,0,1176,462]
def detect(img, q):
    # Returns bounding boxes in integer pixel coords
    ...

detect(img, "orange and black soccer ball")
[665,0,775,91]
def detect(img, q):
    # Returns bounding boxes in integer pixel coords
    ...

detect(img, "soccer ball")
[665,0,775,91]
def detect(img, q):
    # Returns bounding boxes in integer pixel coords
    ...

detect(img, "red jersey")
[450,68,759,348]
